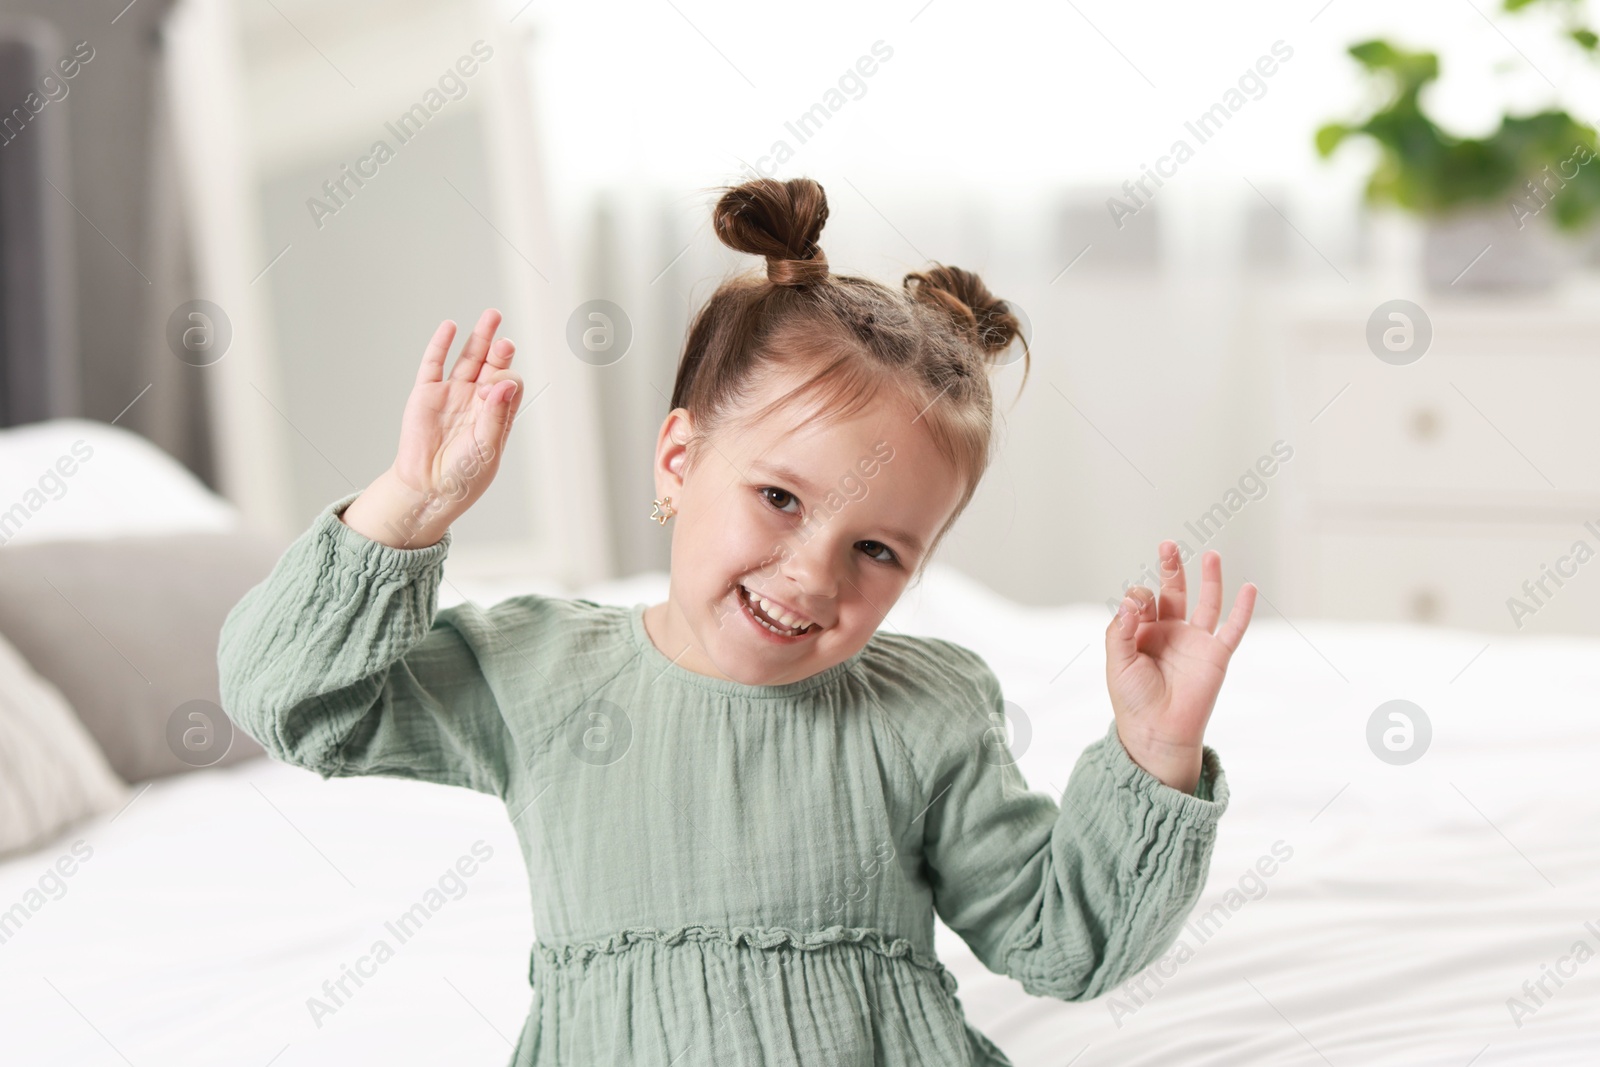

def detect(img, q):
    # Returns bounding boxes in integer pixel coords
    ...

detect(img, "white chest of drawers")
[1275,285,1600,637]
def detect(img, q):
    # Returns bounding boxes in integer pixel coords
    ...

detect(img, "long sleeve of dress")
[217,490,516,799]
[917,646,1228,1002]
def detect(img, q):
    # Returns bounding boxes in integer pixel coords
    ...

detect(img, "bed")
[1,420,1596,1066]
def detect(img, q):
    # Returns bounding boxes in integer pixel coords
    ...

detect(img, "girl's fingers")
[474,342,516,397]
[416,320,457,386]
[500,375,525,444]
[483,335,516,373]
[476,378,520,463]
[1215,582,1258,654]
[1156,541,1186,621]
[449,308,504,382]
[1106,585,1156,674]
[1190,551,1224,633]
[476,369,523,405]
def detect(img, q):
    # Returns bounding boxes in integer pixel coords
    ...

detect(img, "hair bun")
[903,264,1025,364]
[713,177,830,288]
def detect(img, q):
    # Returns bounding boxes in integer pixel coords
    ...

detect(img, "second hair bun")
[904,265,1024,362]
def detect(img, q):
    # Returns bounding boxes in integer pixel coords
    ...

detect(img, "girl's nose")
[779,540,839,603]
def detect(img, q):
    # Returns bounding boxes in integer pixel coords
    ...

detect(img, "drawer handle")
[1409,407,1442,442]
[1410,588,1441,622]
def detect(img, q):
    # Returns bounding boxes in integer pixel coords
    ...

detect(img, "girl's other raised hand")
[1104,542,1257,794]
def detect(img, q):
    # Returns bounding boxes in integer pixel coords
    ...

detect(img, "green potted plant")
[1316,15,1600,289]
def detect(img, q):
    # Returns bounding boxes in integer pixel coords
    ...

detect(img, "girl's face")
[646,369,965,687]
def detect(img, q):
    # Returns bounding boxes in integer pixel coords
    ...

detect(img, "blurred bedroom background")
[3,1,1598,1064]
[7,0,1600,630]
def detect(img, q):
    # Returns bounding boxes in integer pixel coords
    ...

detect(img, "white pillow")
[0,630,129,857]
[0,418,239,546]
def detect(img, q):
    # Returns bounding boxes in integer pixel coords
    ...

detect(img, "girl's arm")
[217,488,515,796]
[219,308,528,795]
[922,542,1251,1000]
[920,668,1226,1001]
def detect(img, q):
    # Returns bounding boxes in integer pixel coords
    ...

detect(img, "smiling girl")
[220,176,1256,1065]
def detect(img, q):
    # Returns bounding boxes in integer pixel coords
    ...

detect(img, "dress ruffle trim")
[532,924,958,994]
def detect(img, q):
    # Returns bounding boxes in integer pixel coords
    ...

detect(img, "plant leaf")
[1315,123,1351,157]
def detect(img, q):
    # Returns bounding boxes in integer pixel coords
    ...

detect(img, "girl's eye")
[858,541,898,566]
[759,487,798,513]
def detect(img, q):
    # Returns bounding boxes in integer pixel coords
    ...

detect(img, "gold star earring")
[649,496,676,525]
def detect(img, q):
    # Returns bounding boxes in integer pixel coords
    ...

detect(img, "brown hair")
[668,176,1030,578]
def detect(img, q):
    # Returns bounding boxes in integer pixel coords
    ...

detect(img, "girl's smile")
[735,582,819,640]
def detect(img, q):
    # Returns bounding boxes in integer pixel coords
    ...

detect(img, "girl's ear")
[656,408,694,489]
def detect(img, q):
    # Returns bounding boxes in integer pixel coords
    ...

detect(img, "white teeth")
[741,586,812,634]
[759,596,810,629]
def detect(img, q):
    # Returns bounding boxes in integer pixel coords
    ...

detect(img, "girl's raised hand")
[392,309,523,505]
[1104,542,1256,794]
[339,309,524,549]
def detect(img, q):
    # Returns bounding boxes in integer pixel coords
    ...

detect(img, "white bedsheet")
[2,562,1595,1065]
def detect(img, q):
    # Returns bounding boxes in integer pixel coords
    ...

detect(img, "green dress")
[218,491,1229,1066]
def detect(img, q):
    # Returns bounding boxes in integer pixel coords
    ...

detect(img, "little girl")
[219,176,1256,1066]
